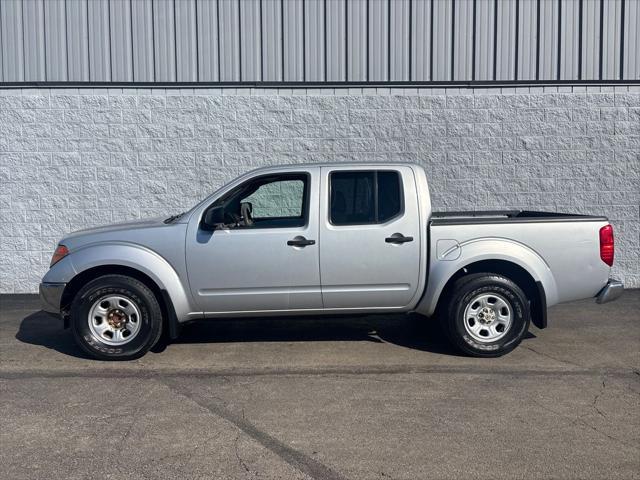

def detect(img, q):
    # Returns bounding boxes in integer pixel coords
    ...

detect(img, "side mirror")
[202,206,225,230]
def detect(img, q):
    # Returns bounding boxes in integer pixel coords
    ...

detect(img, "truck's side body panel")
[317,165,424,310]
[183,163,430,317]
[416,219,610,317]
[41,223,198,321]
[185,166,323,315]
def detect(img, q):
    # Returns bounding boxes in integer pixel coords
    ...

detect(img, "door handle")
[385,234,414,244]
[287,236,316,247]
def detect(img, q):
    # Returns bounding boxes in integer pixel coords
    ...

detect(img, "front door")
[319,166,421,309]
[186,167,322,314]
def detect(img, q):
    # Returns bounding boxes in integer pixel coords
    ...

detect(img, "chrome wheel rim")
[88,295,142,346]
[463,292,512,343]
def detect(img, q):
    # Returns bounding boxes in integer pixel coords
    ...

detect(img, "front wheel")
[441,273,530,357]
[70,274,163,360]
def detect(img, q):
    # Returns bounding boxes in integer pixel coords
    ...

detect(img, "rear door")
[319,166,421,309]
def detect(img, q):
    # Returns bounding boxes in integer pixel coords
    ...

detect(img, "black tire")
[70,274,163,360]
[440,273,530,357]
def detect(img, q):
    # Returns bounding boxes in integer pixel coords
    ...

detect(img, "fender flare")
[415,238,558,318]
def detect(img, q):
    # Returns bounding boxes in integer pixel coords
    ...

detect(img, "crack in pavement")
[532,397,635,450]
[233,406,261,478]
[160,377,348,480]
[234,430,259,478]
[521,345,583,368]
[591,376,608,419]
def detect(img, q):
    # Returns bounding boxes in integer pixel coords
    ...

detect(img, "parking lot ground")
[1,291,639,480]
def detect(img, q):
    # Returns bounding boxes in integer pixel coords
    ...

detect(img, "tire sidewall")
[71,276,161,360]
[450,276,529,356]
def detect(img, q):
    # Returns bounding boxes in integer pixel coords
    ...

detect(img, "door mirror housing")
[202,206,225,230]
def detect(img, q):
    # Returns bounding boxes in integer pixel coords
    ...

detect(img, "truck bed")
[425,209,611,310]
[431,210,608,226]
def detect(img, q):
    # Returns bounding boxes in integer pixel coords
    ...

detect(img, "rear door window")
[330,170,403,225]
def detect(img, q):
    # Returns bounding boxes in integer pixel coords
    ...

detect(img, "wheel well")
[436,260,547,329]
[61,265,179,338]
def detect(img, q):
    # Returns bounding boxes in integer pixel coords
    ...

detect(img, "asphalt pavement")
[1,291,639,479]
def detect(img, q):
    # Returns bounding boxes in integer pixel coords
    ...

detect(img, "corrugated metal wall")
[0,0,638,84]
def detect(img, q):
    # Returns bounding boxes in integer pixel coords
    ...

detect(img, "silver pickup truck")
[40,163,623,360]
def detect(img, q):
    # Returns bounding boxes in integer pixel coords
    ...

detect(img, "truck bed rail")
[430,210,608,226]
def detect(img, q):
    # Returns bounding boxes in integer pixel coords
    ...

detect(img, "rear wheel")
[441,273,530,357]
[70,274,163,360]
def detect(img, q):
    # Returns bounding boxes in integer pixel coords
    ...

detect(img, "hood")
[61,216,168,243]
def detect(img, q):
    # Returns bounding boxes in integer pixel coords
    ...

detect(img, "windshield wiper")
[164,212,186,224]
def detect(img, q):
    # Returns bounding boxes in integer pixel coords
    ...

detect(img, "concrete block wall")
[0,86,638,293]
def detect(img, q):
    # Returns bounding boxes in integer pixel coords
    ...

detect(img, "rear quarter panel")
[418,219,611,316]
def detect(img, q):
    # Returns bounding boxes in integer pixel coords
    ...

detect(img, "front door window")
[209,173,309,229]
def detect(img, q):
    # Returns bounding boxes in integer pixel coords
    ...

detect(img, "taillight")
[599,225,614,267]
[50,245,69,267]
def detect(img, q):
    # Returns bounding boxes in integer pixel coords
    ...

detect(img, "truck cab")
[186,164,426,315]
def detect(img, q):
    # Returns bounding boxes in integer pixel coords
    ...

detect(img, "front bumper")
[39,282,66,314]
[595,279,624,304]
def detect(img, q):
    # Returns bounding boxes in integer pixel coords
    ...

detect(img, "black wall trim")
[1,79,638,89]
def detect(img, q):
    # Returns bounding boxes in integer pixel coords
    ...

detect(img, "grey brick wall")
[0,87,638,292]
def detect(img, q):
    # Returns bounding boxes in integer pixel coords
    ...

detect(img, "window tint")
[377,171,402,222]
[242,179,304,218]
[330,172,375,225]
[211,173,308,229]
[330,171,402,225]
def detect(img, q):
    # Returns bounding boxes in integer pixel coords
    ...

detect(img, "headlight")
[50,245,69,267]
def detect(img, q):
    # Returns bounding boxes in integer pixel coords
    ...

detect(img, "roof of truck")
[247,162,424,172]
